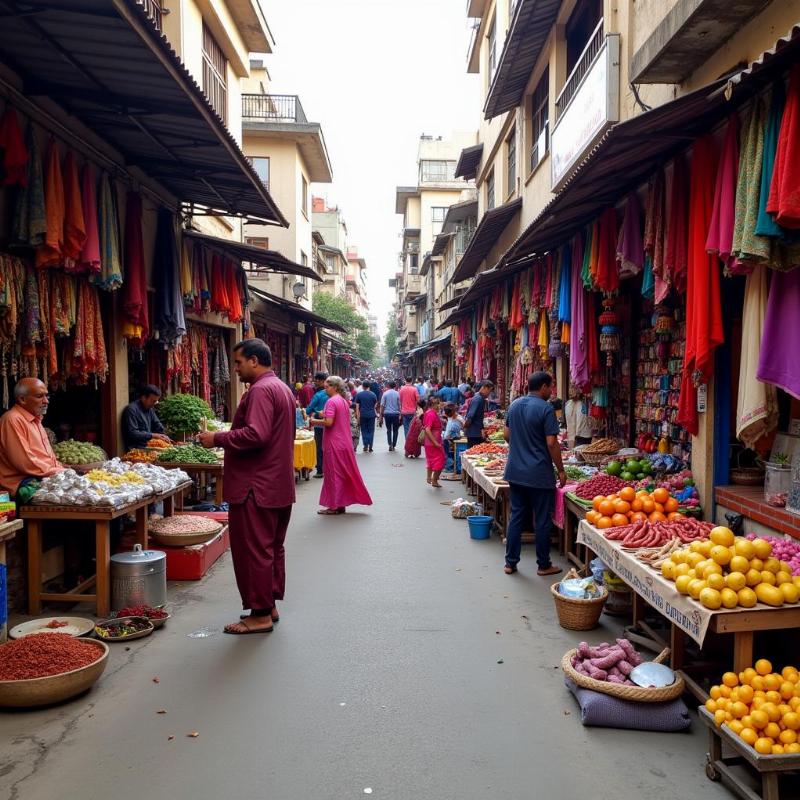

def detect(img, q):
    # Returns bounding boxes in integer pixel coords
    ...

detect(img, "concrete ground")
[0,440,731,800]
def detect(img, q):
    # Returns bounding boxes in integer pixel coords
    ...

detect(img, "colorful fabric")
[595,207,619,292]
[616,192,643,278]
[93,173,123,290]
[757,266,800,400]
[11,125,46,248]
[569,237,589,389]
[79,164,100,273]
[36,138,65,268]
[665,154,689,293]
[644,169,668,302]
[153,210,186,346]
[706,115,739,269]
[558,240,572,324]
[61,152,86,267]
[122,192,148,344]
[766,65,800,229]
[756,81,785,238]
[0,106,28,187]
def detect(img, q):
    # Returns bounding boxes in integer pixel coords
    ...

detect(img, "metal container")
[110,544,166,611]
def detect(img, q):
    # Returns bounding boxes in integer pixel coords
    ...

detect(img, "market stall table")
[0,519,22,642]
[21,481,191,617]
[461,456,510,535]
[294,437,317,481]
[576,520,800,699]
[156,462,224,507]
[563,494,593,568]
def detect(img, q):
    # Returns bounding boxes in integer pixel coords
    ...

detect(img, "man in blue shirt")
[354,381,378,452]
[437,380,461,405]
[305,371,328,477]
[414,377,425,398]
[463,380,493,447]
[378,380,402,451]
[503,371,567,577]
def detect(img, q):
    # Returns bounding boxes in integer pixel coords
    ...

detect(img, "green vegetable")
[605,460,622,476]
[157,445,219,464]
[155,394,214,437]
[54,439,107,465]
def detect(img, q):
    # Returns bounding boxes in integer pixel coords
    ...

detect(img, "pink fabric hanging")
[616,192,643,278]
[79,165,101,273]
[705,115,740,269]
[665,154,689,293]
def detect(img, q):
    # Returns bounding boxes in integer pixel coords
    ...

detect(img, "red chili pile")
[116,605,168,620]
[572,474,629,500]
[0,633,103,680]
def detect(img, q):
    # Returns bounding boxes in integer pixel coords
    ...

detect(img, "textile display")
[766,64,800,229]
[757,266,800,400]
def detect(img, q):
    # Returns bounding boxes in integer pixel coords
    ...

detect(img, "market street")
[1,448,730,800]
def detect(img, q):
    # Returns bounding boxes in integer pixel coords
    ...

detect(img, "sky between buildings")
[262,0,480,338]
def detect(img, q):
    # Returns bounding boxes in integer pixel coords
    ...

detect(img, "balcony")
[405,274,423,296]
[139,0,162,31]
[242,94,308,124]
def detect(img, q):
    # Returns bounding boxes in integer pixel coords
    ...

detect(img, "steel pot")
[111,544,166,610]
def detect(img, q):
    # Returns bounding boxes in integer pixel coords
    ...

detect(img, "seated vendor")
[0,378,65,499]
[122,385,171,451]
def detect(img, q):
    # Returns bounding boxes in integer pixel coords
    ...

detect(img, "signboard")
[551,35,620,190]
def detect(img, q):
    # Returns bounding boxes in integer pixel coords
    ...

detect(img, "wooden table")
[461,457,511,536]
[0,519,22,642]
[20,481,191,617]
[157,462,223,507]
[562,495,591,569]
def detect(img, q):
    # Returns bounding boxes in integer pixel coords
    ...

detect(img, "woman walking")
[310,376,372,515]
[422,395,445,488]
[404,400,425,458]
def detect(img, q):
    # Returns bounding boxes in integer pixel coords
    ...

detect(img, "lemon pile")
[660,526,800,610]
[85,469,147,487]
[706,659,800,754]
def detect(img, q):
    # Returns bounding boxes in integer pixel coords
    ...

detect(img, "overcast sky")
[261,0,480,337]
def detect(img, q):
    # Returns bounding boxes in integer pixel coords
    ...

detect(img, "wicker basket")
[578,450,619,466]
[561,646,685,702]
[550,578,608,631]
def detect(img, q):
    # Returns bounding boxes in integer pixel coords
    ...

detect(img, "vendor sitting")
[122,385,171,451]
[0,378,64,499]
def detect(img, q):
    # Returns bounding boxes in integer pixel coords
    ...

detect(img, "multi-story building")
[313,197,350,299]
[394,133,476,351]
[346,248,370,319]
[367,315,379,339]
[240,61,333,307]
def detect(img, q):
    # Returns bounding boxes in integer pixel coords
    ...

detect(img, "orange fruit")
[706,573,725,592]
[730,555,751,574]
[619,486,635,503]
[709,526,735,546]
[745,569,762,587]
[751,675,765,691]
[764,674,781,691]
[596,516,613,530]
[613,499,631,515]
[739,727,758,746]
[754,737,773,754]
[772,744,785,754]
[649,511,667,523]
[710,685,722,700]
[738,685,754,705]
[592,495,605,511]
[631,498,643,512]
[762,702,781,722]
[710,545,732,566]
[738,588,758,608]
[631,511,648,522]
[728,720,744,735]
[779,729,798,745]
[642,499,655,514]
[598,500,615,517]
[652,487,669,504]
[741,668,758,686]
[731,701,749,719]
[734,539,756,560]
[750,709,768,730]
[783,666,800,681]
[752,538,772,559]
[764,722,781,740]
[726,572,746,592]
[781,682,796,700]
[667,512,683,522]
[787,743,800,753]
[586,510,599,524]
[664,497,679,513]
[719,685,732,698]
[783,712,800,730]
[611,513,629,528]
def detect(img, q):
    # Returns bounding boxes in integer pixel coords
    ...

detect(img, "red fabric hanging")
[62,152,86,265]
[224,260,243,322]
[0,106,28,186]
[508,274,523,329]
[665,154,689,293]
[595,207,619,292]
[122,192,149,344]
[586,291,601,380]
[209,254,230,314]
[677,136,722,435]
[79,165,101,273]
[766,64,800,229]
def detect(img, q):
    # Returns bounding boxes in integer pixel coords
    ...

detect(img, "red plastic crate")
[162,527,230,581]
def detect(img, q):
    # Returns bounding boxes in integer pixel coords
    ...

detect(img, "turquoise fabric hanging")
[641,253,655,298]
[756,81,785,238]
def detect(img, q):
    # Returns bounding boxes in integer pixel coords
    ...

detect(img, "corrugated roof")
[726,24,800,90]
[442,199,478,232]
[450,198,522,285]
[483,0,561,120]
[454,143,483,179]
[0,0,286,225]
[184,230,320,282]
[249,287,347,333]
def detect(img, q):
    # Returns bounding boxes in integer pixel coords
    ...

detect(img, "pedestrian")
[422,395,445,488]
[354,380,378,453]
[349,399,361,452]
[564,388,593,447]
[457,377,470,397]
[442,403,463,473]
[197,338,295,635]
[369,378,382,402]
[502,371,567,577]
[414,376,425,398]
[379,380,401,451]
[298,375,315,407]
[310,376,373,515]
[404,400,425,459]
[464,380,493,448]
[295,400,307,429]
[305,371,328,478]
[399,377,420,437]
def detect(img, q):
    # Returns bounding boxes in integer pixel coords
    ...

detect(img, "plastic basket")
[467,515,493,540]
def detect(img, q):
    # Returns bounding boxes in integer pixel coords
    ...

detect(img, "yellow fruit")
[738,685,755,705]
[707,573,726,591]
[700,587,722,610]
[783,712,800,730]
[775,571,793,587]
[729,555,751,574]
[672,550,687,565]
[755,659,773,676]
[755,583,785,607]
[780,582,799,604]
[712,708,725,726]
[687,569,697,580]
[764,557,781,574]
[675,574,693,595]
[688,579,707,600]
[752,675,765,691]
[706,697,719,712]
[674,562,691,578]
[760,571,777,586]
[728,720,744,736]
[720,588,739,609]
[750,709,769,730]
[779,703,792,716]
[738,588,758,608]
[734,539,756,560]
[686,552,704,569]
[710,526,735,547]
[781,682,796,700]
[742,668,758,685]
[661,560,676,580]
[765,689,782,704]
[791,697,800,711]
[722,672,739,688]
[782,667,799,681]
[740,727,758,746]
[689,540,705,553]
[786,743,800,754]
[763,702,782,723]
[772,744,785,754]
[709,545,731,566]
[764,722,781,740]
[710,685,722,700]
[779,729,798,745]
[731,701,749,719]
[780,560,792,573]
[741,714,754,728]
[703,563,724,579]
[754,737,774,754]
[720,685,732,698]
[750,558,764,572]
[795,576,800,589]
[752,538,773,559]
[726,572,747,592]
[746,569,763,587]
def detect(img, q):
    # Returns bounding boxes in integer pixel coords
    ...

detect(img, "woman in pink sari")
[422,395,445,488]
[310,376,372,515]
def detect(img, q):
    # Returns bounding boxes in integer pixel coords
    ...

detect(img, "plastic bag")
[559,577,602,599]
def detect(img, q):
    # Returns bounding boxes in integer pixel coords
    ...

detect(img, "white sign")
[551,35,619,189]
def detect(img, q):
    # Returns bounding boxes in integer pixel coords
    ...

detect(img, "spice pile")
[0,633,103,680]
[115,605,168,620]
[146,438,171,449]
[578,438,618,456]
[464,443,508,456]
[95,618,152,639]
[571,474,629,500]
[149,515,221,535]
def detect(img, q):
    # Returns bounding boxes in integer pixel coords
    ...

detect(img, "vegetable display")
[570,639,643,684]
[464,443,508,456]
[155,394,214,437]
[54,440,107,465]
[660,527,800,610]
[605,457,653,481]
[115,605,168,620]
[95,618,152,639]
[0,633,104,680]
[123,449,158,464]
[586,486,692,529]
[746,533,800,576]
[571,474,629,500]
[146,438,171,449]
[604,518,714,548]
[157,445,219,464]
[705,659,800,755]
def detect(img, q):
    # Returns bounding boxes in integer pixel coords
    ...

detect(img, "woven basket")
[578,450,619,466]
[561,647,685,702]
[550,579,608,631]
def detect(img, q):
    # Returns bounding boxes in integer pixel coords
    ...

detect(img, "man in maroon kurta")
[198,338,296,634]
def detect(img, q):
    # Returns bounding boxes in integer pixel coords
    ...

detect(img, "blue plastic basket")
[467,515,493,540]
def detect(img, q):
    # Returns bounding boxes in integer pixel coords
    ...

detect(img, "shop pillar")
[691,375,716,516]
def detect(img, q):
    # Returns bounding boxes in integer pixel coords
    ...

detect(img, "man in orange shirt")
[0,378,64,498]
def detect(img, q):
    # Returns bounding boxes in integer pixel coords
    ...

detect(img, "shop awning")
[725,24,800,92]
[439,295,463,312]
[450,198,522,285]
[431,232,454,257]
[408,334,450,357]
[455,144,483,179]
[436,307,472,330]
[184,230,320,282]
[0,0,287,225]
[483,0,561,120]
[442,198,478,232]
[249,287,347,333]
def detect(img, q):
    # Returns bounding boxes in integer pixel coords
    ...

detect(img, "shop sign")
[551,34,620,190]
[697,383,707,413]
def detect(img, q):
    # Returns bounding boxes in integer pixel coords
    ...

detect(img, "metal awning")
[439,295,463,312]
[249,287,347,333]
[450,198,522,285]
[431,232,454,257]
[0,0,287,225]
[408,333,451,356]
[454,143,483,179]
[725,24,800,92]
[436,307,472,330]
[184,230,320,282]
[442,199,478,232]
[483,0,561,120]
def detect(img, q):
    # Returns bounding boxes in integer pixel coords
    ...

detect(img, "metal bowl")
[94,616,154,642]
[0,638,109,707]
[9,616,95,640]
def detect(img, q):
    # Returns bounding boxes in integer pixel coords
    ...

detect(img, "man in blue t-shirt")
[354,381,378,452]
[503,371,567,577]
[378,380,402,451]
[463,380,493,447]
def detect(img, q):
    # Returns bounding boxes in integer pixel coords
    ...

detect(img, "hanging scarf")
[71,280,108,383]
[12,125,46,248]
[665,154,689,293]
[122,192,148,344]
[586,291,601,380]
[757,266,800,399]
[558,239,573,324]
[616,192,643,278]
[79,165,101,273]
[766,64,800,229]
[0,106,28,186]
[705,115,740,271]
[180,239,194,302]
[644,169,668,302]
[570,239,589,389]
[61,152,86,269]
[92,173,123,290]
[153,209,186,346]
[35,138,65,268]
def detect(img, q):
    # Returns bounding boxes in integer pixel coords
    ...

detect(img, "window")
[301,251,308,267]
[249,156,270,190]
[202,23,228,123]
[301,175,308,217]
[530,67,549,172]
[506,129,516,196]
[419,160,456,183]
[432,206,447,236]
[325,254,335,272]
[245,236,270,250]
[566,0,603,74]
[409,253,419,274]
[486,169,495,211]
[487,15,497,85]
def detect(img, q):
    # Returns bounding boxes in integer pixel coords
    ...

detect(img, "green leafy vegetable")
[156,394,214,437]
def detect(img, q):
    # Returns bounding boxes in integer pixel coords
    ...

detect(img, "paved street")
[1,444,729,800]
